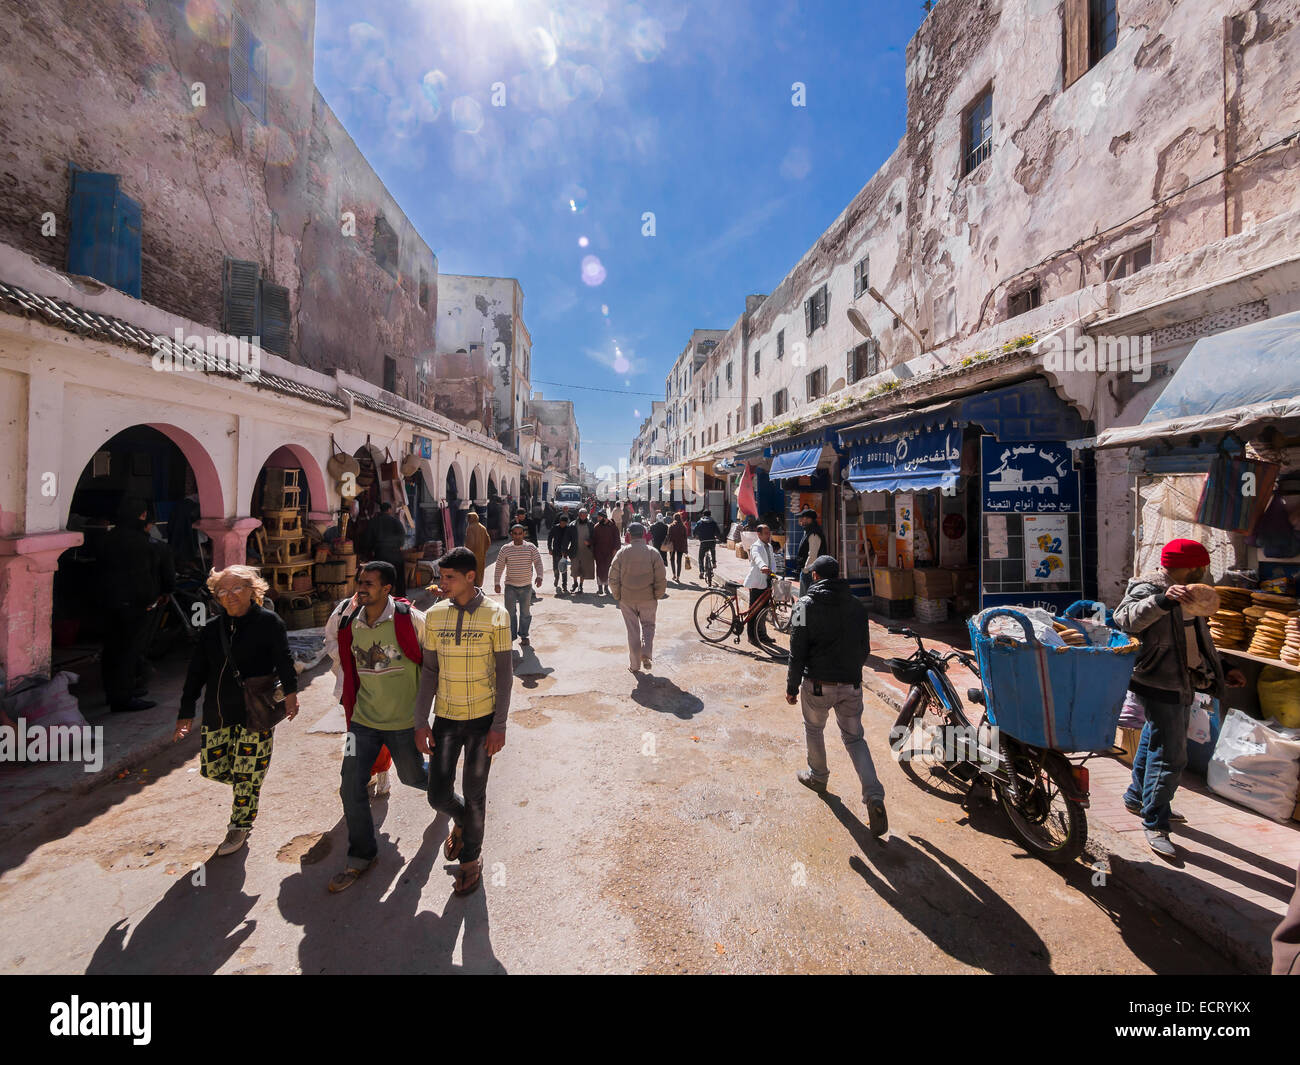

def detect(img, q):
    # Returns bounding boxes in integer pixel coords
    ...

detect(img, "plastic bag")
[975,607,1065,647]
[1207,709,1300,821]
[1258,667,1300,730]
[1118,690,1146,730]
[1188,694,1212,744]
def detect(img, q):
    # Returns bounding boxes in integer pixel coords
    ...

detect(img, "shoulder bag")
[217,619,286,731]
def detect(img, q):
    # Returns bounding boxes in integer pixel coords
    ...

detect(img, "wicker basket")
[315,560,348,582]
[314,545,331,564]
[291,571,314,593]
[333,540,355,556]
[313,598,335,626]
[287,595,316,630]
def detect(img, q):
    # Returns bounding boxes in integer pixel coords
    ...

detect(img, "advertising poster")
[1023,514,1070,582]
[894,491,914,569]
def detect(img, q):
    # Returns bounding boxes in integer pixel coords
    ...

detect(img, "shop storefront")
[765,430,840,581]
[1092,309,1300,742]
[837,378,1089,619]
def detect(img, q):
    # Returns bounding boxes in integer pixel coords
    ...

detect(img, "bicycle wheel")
[693,589,737,643]
[997,752,1087,864]
[754,603,791,658]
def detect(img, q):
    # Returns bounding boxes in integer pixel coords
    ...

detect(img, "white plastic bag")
[1207,709,1300,821]
[975,606,1065,647]
[1187,694,1212,745]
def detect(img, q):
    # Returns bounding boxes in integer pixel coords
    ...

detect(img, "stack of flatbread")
[1246,608,1292,659]
[1283,617,1300,667]
[1208,608,1248,649]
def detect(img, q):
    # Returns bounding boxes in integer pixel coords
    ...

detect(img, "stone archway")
[257,443,329,519]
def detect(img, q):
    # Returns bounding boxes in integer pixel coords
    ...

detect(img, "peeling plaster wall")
[530,398,579,477]
[0,0,439,402]
[436,275,529,444]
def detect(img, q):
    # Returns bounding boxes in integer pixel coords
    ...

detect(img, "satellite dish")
[467,419,483,433]
[847,307,873,338]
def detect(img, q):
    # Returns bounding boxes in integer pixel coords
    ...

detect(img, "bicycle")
[698,543,717,587]
[693,578,793,659]
[887,625,1090,864]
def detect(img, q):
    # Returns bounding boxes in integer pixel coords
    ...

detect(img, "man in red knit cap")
[1113,537,1246,859]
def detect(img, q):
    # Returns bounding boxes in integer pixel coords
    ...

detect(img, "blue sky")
[313,0,927,474]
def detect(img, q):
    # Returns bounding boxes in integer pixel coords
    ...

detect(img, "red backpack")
[337,598,424,714]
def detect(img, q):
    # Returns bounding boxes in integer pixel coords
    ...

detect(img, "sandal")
[443,825,463,861]
[453,858,483,897]
[328,860,374,894]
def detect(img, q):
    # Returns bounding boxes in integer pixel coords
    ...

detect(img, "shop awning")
[844,422,963,494]
[768,446,824,481]
[1091,310,1300,450]
[838,399,966,448]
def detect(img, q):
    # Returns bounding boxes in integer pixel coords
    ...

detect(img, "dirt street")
[0,544,1234,974]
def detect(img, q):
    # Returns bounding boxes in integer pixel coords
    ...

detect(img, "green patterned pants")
[200,724,275,831]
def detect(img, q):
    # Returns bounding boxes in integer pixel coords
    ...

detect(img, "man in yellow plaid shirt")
[415,547,513,897]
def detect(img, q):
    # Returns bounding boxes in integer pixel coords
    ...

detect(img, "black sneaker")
[796,769,827,794]
[867,798,889,838]
[112,698,157,713]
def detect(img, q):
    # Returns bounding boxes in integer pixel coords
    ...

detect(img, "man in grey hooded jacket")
[1113,537,1245,859]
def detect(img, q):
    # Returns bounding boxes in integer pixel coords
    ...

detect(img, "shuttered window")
[260,280,290,355]
[1065,0,1118,88]
[853,256,870,297]
[66,167,142,298]
[230,13,267,123]
[222,258,261,338]
[804,285,829,335]
[777,329,784,360]
[772,389,788,417]
[847,339,879,384]
[374,215,399,278]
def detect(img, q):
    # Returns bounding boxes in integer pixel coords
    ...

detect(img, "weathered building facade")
[530,394,581,485]
[641,0,1300,602]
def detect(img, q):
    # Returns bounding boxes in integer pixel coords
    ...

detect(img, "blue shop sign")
[844,425,962,494]
[980,438,1080,513]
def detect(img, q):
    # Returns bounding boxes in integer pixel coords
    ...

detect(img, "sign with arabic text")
[845,425,961,488]
[980,438,1080,513]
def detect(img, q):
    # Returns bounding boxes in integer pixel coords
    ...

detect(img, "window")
[751,400,763,426]
[847,339,880,383]
[1065,0,1118,87]
[727,413,732,435]
[418,266,429,311]
[1104,242,1152,281]
[963,88,994,176]
[1007,284,1041,319]
[383,356,397,393]
[853,256,870,297]
[726,361,733,387]
[754,349,761,376]
[66,167,141,298]
[777,329,785,361]
[772,389,788,418]
[803,284,829,336]
[230,13,267,123]
[806,367,827,402]
[374,214,399,279]
[222,258,290,355]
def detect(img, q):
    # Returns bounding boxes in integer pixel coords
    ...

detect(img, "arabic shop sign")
[846,425,961,482]
[980,438,1080,513]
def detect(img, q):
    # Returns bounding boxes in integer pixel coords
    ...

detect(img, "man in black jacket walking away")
[785,555,887,836]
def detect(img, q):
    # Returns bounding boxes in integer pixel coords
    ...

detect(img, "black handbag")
[217,619,286,731]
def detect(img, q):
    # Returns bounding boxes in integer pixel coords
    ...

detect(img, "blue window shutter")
[113,191,142,298]
[67,169,120,286]
[260,279,290,355]
[222,258,261,338]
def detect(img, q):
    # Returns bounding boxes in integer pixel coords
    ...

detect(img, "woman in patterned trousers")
[172,565,299,856]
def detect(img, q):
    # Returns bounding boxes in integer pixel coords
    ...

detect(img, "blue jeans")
[340,722,429,867]
[503,583,532,640]
[1122,692,1192,833]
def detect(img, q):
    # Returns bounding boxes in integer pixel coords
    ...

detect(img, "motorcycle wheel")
[997,753,1087,864]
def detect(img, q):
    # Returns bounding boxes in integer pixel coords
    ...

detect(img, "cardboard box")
[872,596,915,619]
[913,568,954,598]
[1117,726,1142,767]
[947,567,979,594]
[872,567,914,599]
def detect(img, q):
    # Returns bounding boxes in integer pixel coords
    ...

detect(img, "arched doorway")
[54,425,211,702]
[446,464,464,546]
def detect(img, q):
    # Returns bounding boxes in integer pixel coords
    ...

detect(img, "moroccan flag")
[736,462,758,519]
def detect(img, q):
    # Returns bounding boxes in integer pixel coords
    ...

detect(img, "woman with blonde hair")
[172,564,299,856]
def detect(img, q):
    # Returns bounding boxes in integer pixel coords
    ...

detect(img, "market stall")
[1090,308,1300,821]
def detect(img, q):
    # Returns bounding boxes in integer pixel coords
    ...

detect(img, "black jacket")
[180,603,298,727]
[692,517,721,544]
[795,522,826,570]
[365,512,406,559]
[99,524,163,610]
[547,523,576,558]
[515,516,539,545]
[786,578,871,695]
[650,520,669,548]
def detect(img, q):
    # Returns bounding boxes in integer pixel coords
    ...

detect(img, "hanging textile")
[1195,455,1279,533]
[1138,476,1234,578]
[736,463,758,519]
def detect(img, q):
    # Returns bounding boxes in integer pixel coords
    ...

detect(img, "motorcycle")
[885,626,1091,864]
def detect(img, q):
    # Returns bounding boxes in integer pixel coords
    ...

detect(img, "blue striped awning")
[768,446,824,481]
